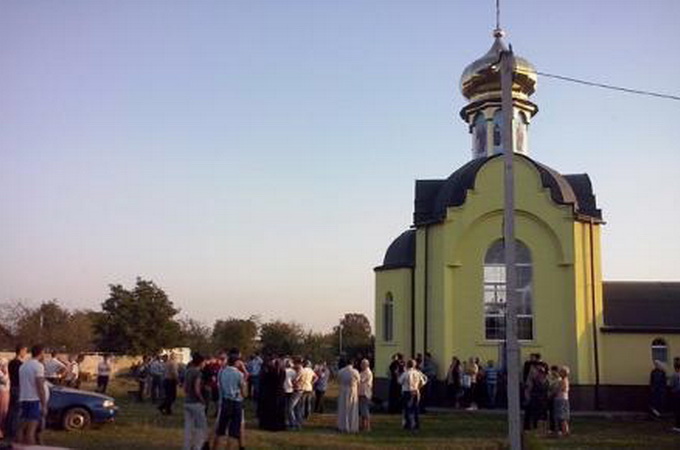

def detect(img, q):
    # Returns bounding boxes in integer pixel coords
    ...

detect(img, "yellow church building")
[373,29,680,410]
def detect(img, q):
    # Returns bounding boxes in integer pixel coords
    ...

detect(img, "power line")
[536,71,680,101]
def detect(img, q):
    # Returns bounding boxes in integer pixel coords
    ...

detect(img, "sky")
[1,0,679,332]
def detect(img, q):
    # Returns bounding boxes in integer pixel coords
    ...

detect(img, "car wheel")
[62,407,91,431]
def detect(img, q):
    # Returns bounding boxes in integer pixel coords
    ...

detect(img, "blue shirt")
[218,366,244,402]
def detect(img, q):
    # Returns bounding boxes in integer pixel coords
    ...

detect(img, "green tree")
[301,331,335,364]
[93,278,181,354]
[179,317,213,355]
[334,313,373,360]
[14,300,95,352]
[211,317,258,356]
[259,320,305,356]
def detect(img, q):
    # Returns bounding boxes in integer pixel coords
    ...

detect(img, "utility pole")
[501,46,522,450]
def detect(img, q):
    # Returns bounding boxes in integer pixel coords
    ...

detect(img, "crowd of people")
[0,344,76,445]
[130,350,374,449]
[388,352,572,437]
[1,343,679,449]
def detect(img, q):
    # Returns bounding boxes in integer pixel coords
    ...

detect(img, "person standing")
[136,356,150,402]
[554,366,571,437]
[282,359,296,429]
[299,360,317,421]
[445,357,461,408]
[183,353,208,450]
[159,354,179,415]
[213,349,246,450]
[6,344,27,441]
[669,357,680,433]
[485,360,499,409]
[246,353,263,401]
[336,358,360,433]
[17,345,47,446]
[96,354,113,394]
[149,356,165,403]
[313,362,329,414]
[421,353,437,412]
[258,356,286,431]
[289,357,304,429]
[44,351,66,385]
[399,359,427,431]
[0,359,10,440]
[649,360,667,418]
[387,353,404,414]
[63,355,80,388]
[358,359,373,432]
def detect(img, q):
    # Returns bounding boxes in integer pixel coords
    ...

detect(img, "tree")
[300,331,335,364]
[334,313,373,360]
[179,317,213,355]
[13,300,95,353]
[259,320,305,356]
[93,278,182,355]
[211,317,258,356]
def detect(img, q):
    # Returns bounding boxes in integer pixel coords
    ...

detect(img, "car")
[47,384,118,431]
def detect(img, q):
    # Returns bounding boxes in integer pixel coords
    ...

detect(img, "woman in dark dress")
[258,356,287,431]
[388,353,404,414]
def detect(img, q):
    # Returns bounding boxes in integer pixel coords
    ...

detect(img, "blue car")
[47,384,118,431]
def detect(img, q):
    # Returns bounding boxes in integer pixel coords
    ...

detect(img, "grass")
[42,378,680,449]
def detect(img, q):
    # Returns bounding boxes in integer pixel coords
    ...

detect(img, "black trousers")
[159,379,178,414]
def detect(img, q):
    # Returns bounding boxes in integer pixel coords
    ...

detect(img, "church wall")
[600,332,680,385]
[572,221,605,385]
[428,157,584,381]
[374,268,413,378]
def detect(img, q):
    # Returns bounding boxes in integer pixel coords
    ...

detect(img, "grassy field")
[42,378,679,449]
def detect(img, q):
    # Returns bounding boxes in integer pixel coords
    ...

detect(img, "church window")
[483,239,533,341]
[383,292,394,342]
[492,110,503,153]
[515,111,528,154]
[472,113,487,158]
[651,338,668,363]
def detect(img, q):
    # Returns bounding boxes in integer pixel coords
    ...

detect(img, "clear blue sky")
[1,1,678,332]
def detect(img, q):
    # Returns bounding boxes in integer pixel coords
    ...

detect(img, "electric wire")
[536,71,680,101]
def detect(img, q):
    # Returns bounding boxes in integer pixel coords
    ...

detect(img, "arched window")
[472,113,487,158]
[515,111,528,154]
[383,292,394,342]
[483,240,533,340]
[492,109,503,153]
[651,338,668,363]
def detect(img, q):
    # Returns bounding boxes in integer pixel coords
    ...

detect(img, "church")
[373,28,680,410]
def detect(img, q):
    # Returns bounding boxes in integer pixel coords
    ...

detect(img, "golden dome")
[460,30,537,101]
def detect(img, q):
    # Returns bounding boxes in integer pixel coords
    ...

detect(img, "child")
[554,366,570,437]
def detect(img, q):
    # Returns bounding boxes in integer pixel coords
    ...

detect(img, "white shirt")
[65,362,79,381]
[19,358,45,402]
[44,358,66,378]
[283,368,296,394]
[359,368,373,399]
[98,360,112,377]
[398,368,427,393]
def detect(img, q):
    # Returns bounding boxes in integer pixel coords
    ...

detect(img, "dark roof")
[413,154,602,226]
[375,229,416,272]
[602,281,680,333]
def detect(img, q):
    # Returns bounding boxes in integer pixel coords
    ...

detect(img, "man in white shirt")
[44,350,66,385]
[299,360,318,421]
[283,359,297,428]
[359,358,374,431]
[398,359,427,430]
[17,344,47,445]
